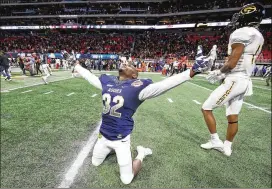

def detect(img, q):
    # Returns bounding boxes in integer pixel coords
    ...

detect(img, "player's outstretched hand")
[192,45,212,74]
[206,70,226,84]
[192,56,211,74]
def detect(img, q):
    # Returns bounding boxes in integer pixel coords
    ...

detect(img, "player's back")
[227,27,264,77]
[99,74,152,140]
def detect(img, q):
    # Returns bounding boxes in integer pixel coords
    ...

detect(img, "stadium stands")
[1,27,271,62]
[0,0,246,16]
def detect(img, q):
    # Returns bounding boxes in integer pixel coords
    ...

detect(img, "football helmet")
[227,2,265,31]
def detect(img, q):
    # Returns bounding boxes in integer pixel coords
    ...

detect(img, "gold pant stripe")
[216,81,235,105]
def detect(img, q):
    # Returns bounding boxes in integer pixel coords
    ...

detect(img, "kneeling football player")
[73,46,213,184]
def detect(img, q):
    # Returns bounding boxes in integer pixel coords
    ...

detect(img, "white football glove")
[206,70,226,84]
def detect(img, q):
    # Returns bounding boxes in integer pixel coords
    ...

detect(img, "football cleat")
[137,146,152,158]
[223,143,232,157]
[200,139,224,152]
[5,77,12,81]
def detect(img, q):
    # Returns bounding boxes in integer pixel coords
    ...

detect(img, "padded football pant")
[92,134,134,184]
[202,76,249,116]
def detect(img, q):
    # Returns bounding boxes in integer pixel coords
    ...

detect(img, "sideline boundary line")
[1,77,73,93]
[58,120,101,188]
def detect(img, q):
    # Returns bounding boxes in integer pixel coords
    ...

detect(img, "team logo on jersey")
[240,6,256,15]
[131,80,143,87]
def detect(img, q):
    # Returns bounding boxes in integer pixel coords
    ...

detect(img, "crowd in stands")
[150,0,245,14]
[0,32,134,55]
[1,27,271,62]
[1,0,254,17]
[132,31,229,60]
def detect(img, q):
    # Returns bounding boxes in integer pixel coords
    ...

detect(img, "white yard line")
[193,100,202,105]
[1,77,73,93]
[167,98,173,103]
[243,102,271,113]
[253,86,271,91]
[44,91,54,95]
[21,90,32,94]
[247,106,270,110]
[66,92,75,97]
[188,82,271,114]
[91,94,98,98]
[58,120,101,188]
[189,82,212,92]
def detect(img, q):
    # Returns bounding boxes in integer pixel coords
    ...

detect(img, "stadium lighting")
[0,19,270,30]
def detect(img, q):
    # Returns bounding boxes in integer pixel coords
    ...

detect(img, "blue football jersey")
[99,74,153,140]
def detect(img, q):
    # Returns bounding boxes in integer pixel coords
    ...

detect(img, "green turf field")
[1,71,271,188]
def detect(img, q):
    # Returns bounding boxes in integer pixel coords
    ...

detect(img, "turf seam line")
[44,91,54,95]
[193,100,202,105]
[167,98,173,103]
[188,82,271,114]
[21,90,32,94]
[66,92,75,97]
[57,120,102,188]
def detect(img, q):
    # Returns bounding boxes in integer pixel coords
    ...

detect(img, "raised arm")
[74,64,102,90]
[138,69,194,101]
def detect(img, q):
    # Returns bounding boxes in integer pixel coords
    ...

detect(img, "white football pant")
[202,76,251,116]
[41,64,51,79]
[92,134,134,185]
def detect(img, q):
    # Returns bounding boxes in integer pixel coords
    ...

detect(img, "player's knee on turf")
[119,160,134,185]
[91,156,104,166]
[120,169,134,185]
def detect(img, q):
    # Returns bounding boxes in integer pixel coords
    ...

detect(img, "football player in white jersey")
[41,61,52,84]
[200,2,265,156]
[208,45,217,69]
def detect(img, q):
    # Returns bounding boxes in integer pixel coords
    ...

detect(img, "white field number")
[102,93,124,118]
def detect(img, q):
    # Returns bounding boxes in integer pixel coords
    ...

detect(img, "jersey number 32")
[102,93,124,118]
